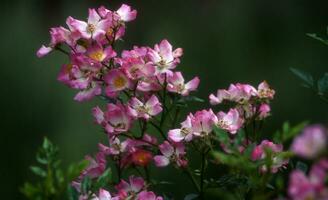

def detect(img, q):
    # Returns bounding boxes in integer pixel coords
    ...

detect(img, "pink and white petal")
[159,141,174,157]
[98,188,112,200]
[74,83,101,102]
[154,155,170,167]
[88,9,101,24]
[168,129,184,143]
[116,4,137,22]
[37,45,52,58]
[92,106,105,124]
[146,95,160,107]
[185,76,200,91]
[159,39,174,62]
[148,104,162,116]
[129,176,144,192]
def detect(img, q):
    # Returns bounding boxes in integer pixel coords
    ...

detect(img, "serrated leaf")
[30,166,47,177]
[318,73,328,94]
[290,68,314,88]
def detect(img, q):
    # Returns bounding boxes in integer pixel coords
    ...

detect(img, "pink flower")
[74,82,102,102]
[121,57,155,80]
[288,160,328,200]
[209,83,257,105]
[86,43,116,63]
[189,109,218,137]
[67,8,111,40]
[258,103,271,119]
[131,149,153,167]
[167,72,200,96]
[93,189,112,200]
[36,45,53,57]
[116,4,137,22]
[154,141,187,168]
[104,69,131,97]
[168,116,194,142]
[148,39,183,75]
[93,103,132,135]
[251,140,288,173]
[291,125,327,159]
[80,152,106,179]
[209,89,230,105]
[137,191,163,200]
[217,108,244,134]
[128,95,162,120]
[257,81,275,99]
[114,176,145,199]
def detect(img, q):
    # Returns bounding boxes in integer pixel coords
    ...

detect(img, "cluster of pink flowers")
[288,159,328,200]
[38,2,328,200]
[209,81,274,121]
[78,176,163,200]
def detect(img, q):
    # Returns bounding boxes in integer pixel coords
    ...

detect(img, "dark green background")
[1,0,328,199]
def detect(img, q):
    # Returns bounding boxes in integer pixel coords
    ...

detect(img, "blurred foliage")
[21,138,88,200]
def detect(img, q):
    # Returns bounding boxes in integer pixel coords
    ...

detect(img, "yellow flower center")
[89,50,104,62]
[113,76,127,89]
[87,24,96,34]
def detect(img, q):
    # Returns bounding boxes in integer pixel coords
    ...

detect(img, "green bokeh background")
[1,0,328,199]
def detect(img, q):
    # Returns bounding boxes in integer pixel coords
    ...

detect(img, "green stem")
[184,168,201,192]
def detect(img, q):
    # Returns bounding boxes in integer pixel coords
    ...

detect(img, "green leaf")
[213,126,230,145]
[30,166,47,177]
[42,137,51,150]
[81,176,91,194]
[318,73,328,94]
[290,68,314,88]
[96,168,112,189]
[67,185,79,200]
[307,33,328,46]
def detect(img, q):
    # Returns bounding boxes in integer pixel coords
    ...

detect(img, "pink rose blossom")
[251,140,288,173]
[189,109,218,137]
[104,69,131,97]
[93,103,132,135]
[66,8,111,40]
[291,125,327,159]
[167,72,200,96]
[128,95,162,120]
[148,39,183,75]
[257,81,275,99]
[288,159,328,200]
[168,116,194,142]
[154,141,187,168]
[217,108,244,134]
